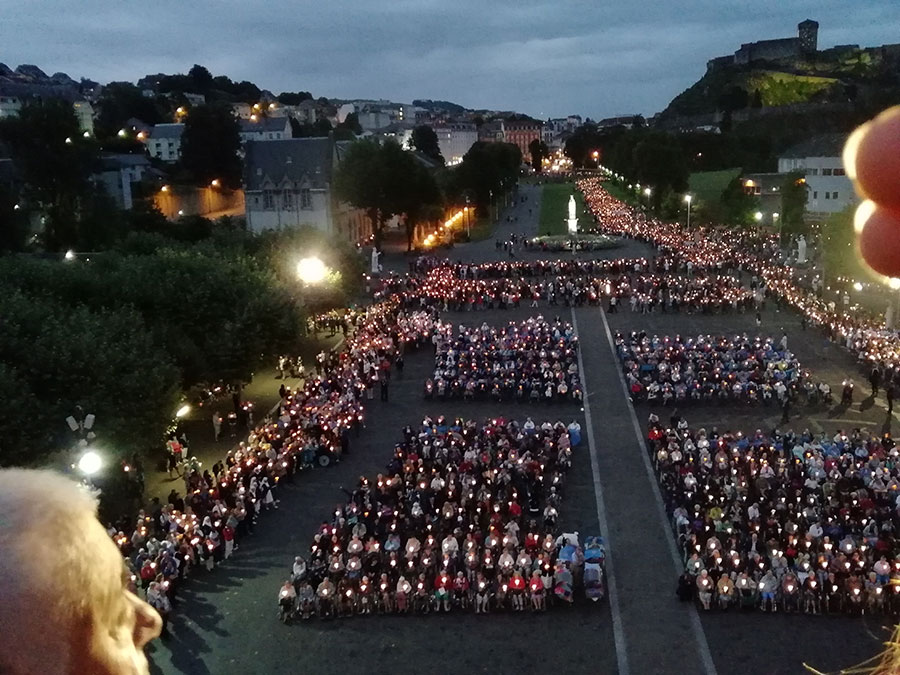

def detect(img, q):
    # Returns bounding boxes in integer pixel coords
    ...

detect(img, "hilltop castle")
[707,19,819,71]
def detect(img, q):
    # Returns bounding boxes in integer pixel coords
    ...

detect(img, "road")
[150,182,888,675]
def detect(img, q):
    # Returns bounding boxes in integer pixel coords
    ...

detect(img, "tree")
[411,125,444,165]
[289,117,332,138]
[821,206,865,283]
[95,82,167,138]
[188,64,214,92]
[335,112,362,139]
[0,286,181,467]
[781,171,808,238]
[333,139,392,248]
[0,100,99,250]
[383,147,442,251]
[278,91,313,105]
[528,138,548,172]
[453,142,521,211]
[0,182,29,252]
[180,103,242,188]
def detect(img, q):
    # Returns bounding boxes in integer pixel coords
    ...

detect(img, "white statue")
[566,195,578,235]
[796,235,807,264]
[370,248,381,275]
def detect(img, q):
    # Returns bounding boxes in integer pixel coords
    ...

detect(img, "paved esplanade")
[574,303,716,675]
[148,182,717,675]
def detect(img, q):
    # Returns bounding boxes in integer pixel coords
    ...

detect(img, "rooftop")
[149,123,185,140]
[780,133,847,159]
[244,137,334,191]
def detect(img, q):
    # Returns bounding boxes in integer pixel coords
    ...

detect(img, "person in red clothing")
[452,571,470,609]
[434,571,451,612]
[223,524,235,559]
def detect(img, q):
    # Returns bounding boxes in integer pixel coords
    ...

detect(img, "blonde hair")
[0,469,119,675]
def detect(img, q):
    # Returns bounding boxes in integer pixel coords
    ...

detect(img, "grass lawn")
[468,216,495,242]
[539,182,586,236]
[603,181,640,207]
[688,168,742,203]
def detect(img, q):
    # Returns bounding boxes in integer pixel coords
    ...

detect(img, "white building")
[243,137,369,243]
[434,123,478,165]
[0,93,94,134]
[238,115,292,143]
[94,153,152,210]
[147,123,185,162]
[778,133,855,215]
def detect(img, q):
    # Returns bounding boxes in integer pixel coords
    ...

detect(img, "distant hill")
[657,43,900,139]
[412,99,466,114]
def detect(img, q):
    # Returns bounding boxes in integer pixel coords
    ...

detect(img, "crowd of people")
[428,317,582,403]
[113,300,439,626]
[649,415,900,615]
[379,266,754,316]
[579,178,900,376]
[278,416,599,619]
[618,332,801,405]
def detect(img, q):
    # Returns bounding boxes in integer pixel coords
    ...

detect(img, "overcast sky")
[1,0,897,119]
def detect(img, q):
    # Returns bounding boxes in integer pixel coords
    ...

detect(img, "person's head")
[0,469,161,675]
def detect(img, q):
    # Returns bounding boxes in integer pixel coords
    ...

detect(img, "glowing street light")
[175,404,191,419]
[297,256,327,284]
[210,179,221,188]
[684,194,693,229]
[64,249,76,261]
[644,187,652,197]
[754,211,763,222]
[853,282,864,292]
[890,278,900,291]
[160,185,170,193]
[78,450,102,477]
[117,128,127,138]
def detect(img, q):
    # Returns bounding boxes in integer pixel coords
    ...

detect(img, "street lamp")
[644,187,652,197]
[297,256,327,285]
[65,406,96,447]
[684,194,693,229]
[175,404,191,419]
[78,450,102,477]
[754,211,763,223]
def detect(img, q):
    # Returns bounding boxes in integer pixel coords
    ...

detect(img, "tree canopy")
[0,99,101,250]
[180,103,242,188]
[411,125,444,165]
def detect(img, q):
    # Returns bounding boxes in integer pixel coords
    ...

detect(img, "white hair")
[0,469,113,674]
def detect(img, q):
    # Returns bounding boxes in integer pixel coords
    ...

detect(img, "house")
[238,115,292,143]
[0,83,94,134]
[778,133,854,215]
[243,137,370,243]
[147,123,185,162]
[433,123,478,165]
[94,153,152,210]
[501,119,542,162]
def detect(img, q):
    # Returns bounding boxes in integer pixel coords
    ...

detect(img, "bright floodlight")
[683,194,692,204]
[175,404,191,418]
[78,450,102,476]
[64,250,76,261]
[754,211,763,221]
[297,256,327,284]
[644,188,652,197]
[890,278,900,290]
[853,282,863,292]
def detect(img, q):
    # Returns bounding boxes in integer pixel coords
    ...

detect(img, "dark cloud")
[1,0,896,118]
